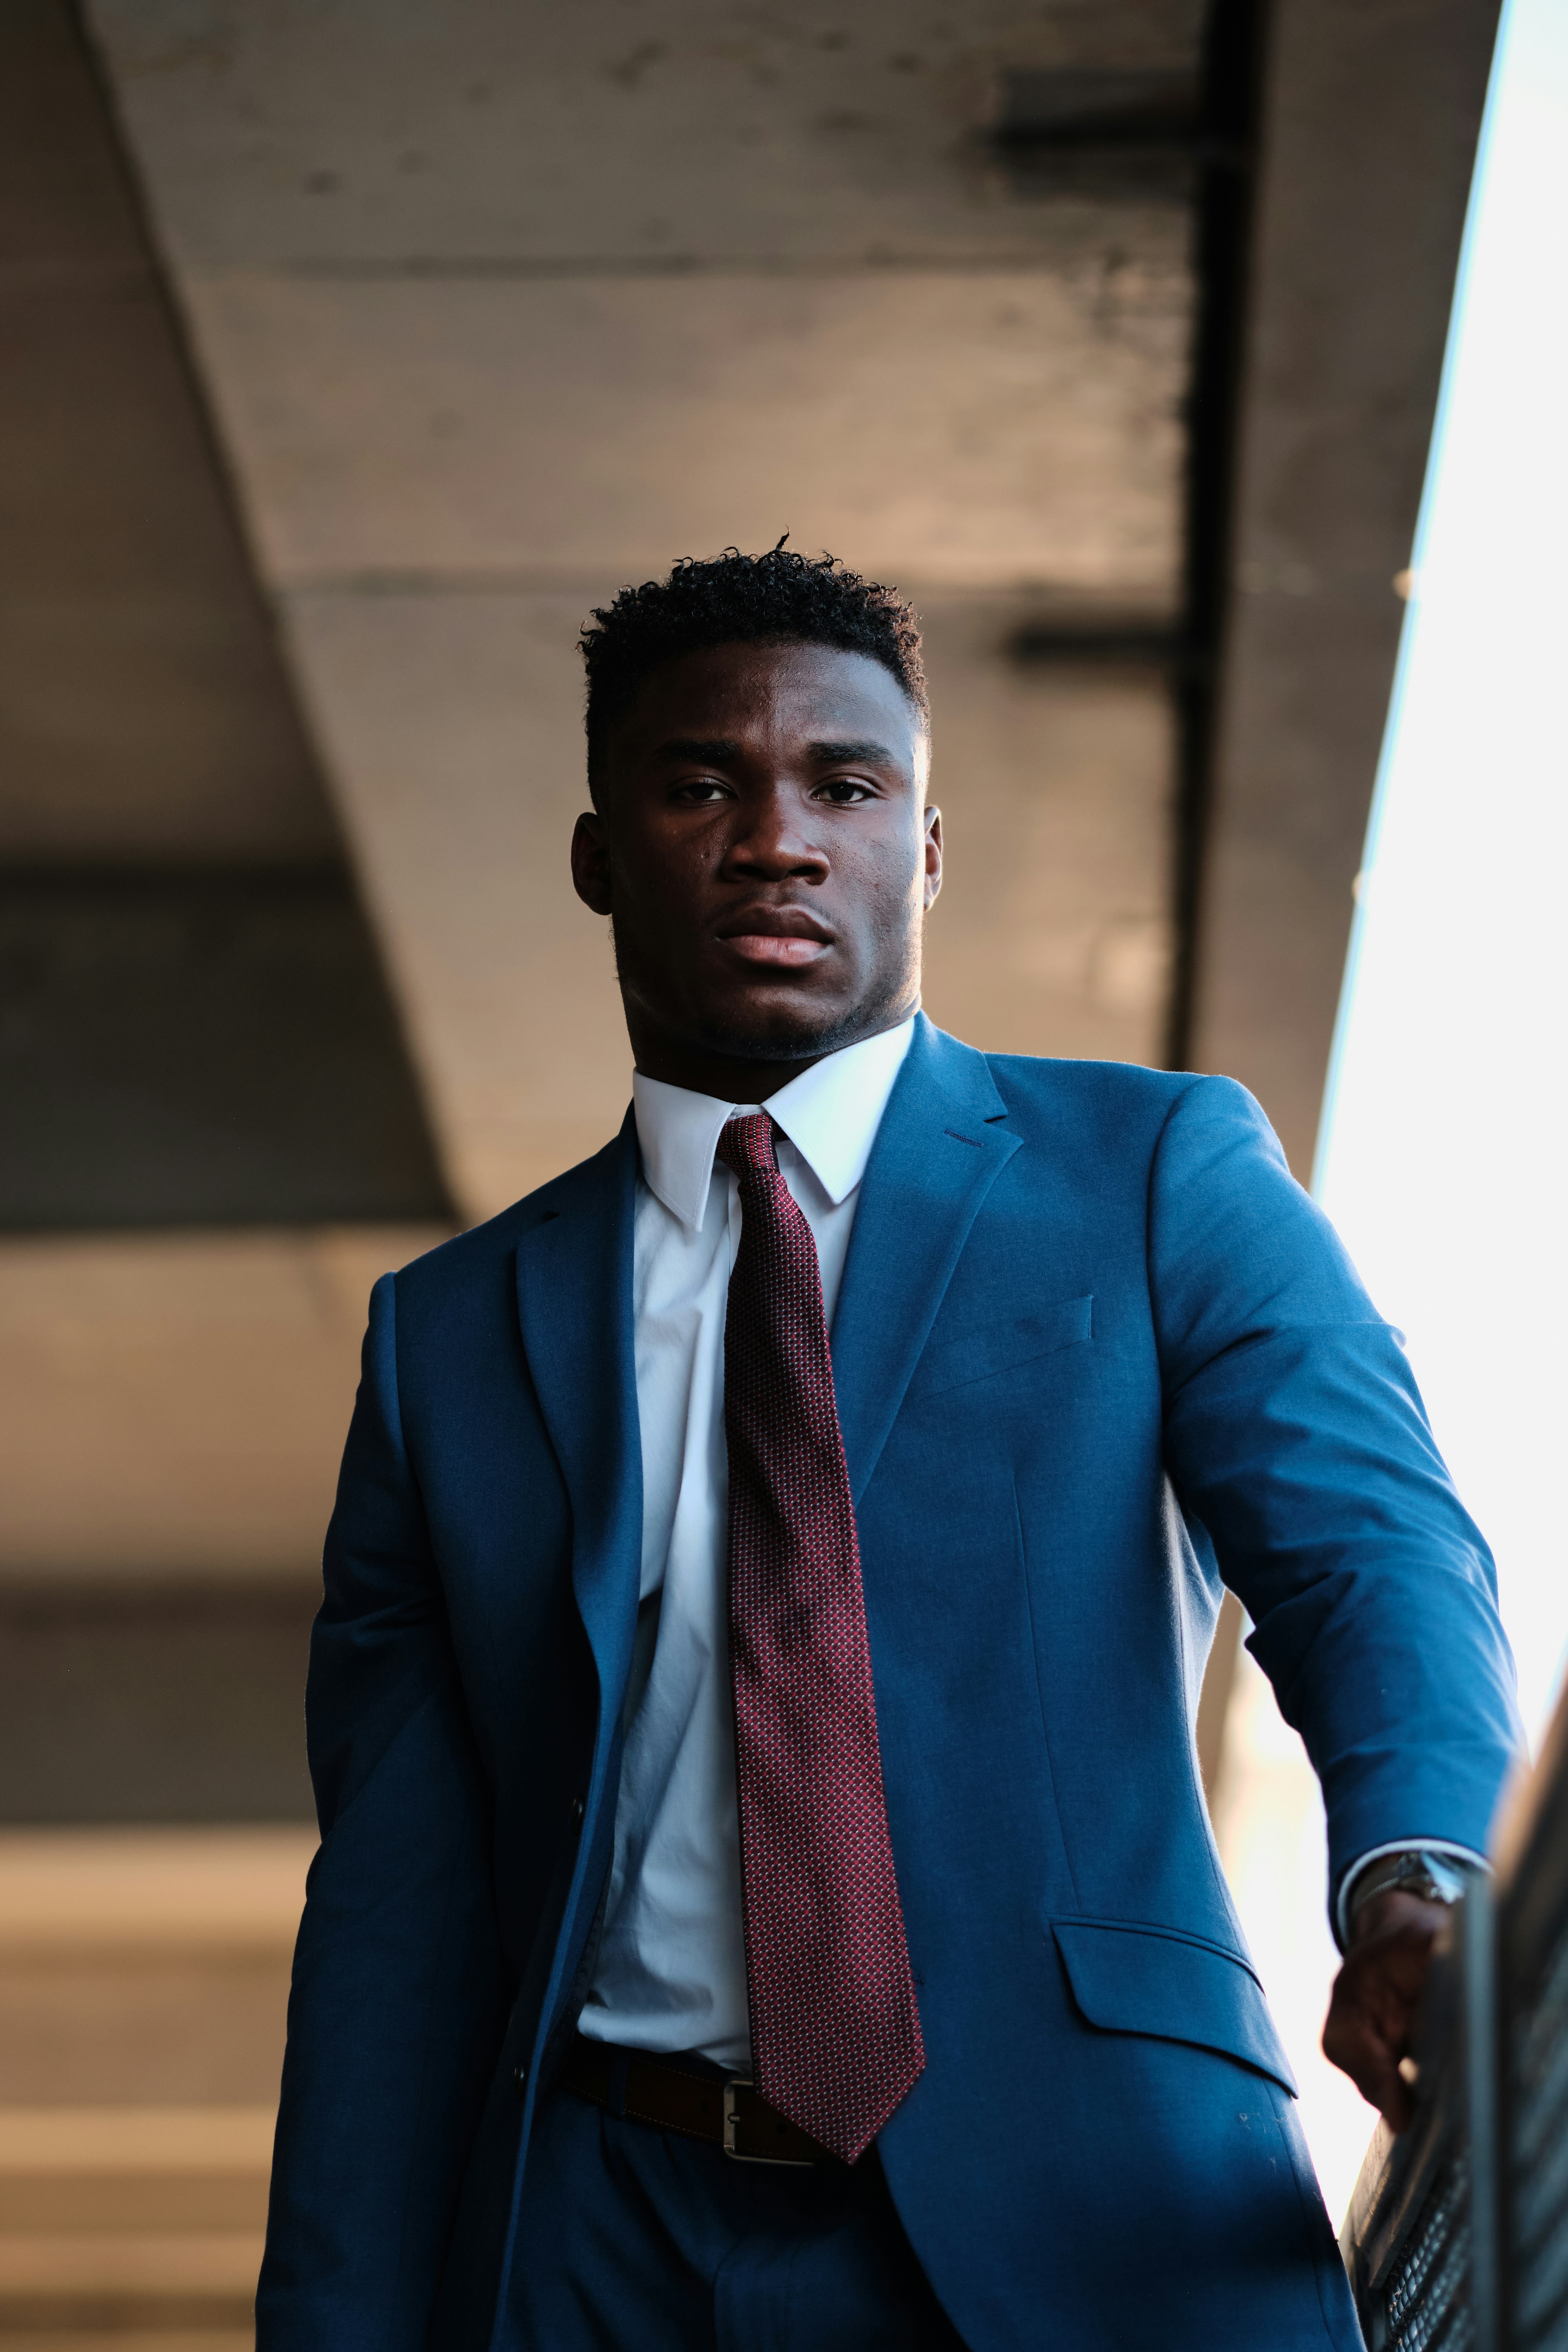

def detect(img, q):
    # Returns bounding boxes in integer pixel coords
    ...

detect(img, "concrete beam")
[0,1227,442,1581]
[86,0,1200,1217]
[86,0,1204,271]
[1190,0,1501,1175]
[0,0,333,863]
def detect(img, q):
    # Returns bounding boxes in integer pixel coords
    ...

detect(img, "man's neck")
[626,1005,915,1103]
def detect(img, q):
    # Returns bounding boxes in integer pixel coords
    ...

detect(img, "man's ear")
[571,811,613,916]
[923,805,943,910]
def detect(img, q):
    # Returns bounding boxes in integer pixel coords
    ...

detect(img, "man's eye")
[815,779,875,803]
[672,779,732,802]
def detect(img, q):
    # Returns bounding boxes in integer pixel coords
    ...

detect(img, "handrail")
[1339,1892,1477,2350]
[1339,1679,1568,2350]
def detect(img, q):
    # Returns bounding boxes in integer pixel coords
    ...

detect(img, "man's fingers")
[1371,1924,1443,2002]
[1323,1999,1412,2129]
[1321,1896,1449,2131]
[1323,2013,1412,2130]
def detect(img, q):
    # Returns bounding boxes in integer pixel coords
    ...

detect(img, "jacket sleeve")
[1149,1075,1523,1924]
[257,1271,509,2351]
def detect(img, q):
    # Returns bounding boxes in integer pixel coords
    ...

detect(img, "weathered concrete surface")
[179,267,1186,596]
[83,0,1196,1217]
[277,586,632,1212]
[87,0,1203,269]
[0,1,334,862]
[919,608,1174,1060]
[0,869,451,1228]
[0,1829,310,2333]
[1190,0,1500,1176]
[0,1587,320,1821]
[0,1228,443,1581]
[0,0,450,1236]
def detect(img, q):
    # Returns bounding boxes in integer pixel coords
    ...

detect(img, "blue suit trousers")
[505,2082,966,2350]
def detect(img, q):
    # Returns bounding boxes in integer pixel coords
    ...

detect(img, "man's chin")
[616,940,919,1068]
[687,1002,864,1063]
[683,976,916,1063]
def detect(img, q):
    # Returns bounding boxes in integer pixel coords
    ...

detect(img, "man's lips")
[722,934,829,966]
[715,909,833,968]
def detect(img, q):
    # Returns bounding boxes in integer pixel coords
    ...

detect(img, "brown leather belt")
[557,2036,839,2166]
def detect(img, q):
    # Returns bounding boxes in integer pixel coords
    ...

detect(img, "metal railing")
[1341,1692,1568,2350]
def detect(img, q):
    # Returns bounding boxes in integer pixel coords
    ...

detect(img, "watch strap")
[1347,1847,1473,1924]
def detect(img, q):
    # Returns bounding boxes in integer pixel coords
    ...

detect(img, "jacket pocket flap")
[1052,1918,1297,2095]
[909,1296,1093,1400]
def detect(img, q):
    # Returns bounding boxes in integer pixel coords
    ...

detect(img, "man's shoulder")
[978,1047,1192,1116]
[940,1031,1257,1152]
[383,1127,632,1309]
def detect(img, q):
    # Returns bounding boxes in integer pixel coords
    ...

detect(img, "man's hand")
[1322,1889,1451,2132]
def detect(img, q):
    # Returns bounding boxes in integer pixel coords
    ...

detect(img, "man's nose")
[722,788,829,879]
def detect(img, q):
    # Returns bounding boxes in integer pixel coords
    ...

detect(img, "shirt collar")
[632,1016,917,1233]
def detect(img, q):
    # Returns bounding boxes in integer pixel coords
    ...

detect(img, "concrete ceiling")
[0,0,452,1681]
[85,0,1201,1217]
[0,0,449,1228]
[0,1,329,862]
[83,2,1205,271]
[1,0,1500,1817]
[0,0,1203,1729]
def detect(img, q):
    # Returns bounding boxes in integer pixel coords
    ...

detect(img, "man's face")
[571,640,940,1067]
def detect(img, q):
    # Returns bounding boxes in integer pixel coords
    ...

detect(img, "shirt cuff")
[1334,1838,1490,1948]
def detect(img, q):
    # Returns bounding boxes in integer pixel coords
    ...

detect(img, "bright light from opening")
[1314,0,1568,1748]
[1218,0,1568,2229]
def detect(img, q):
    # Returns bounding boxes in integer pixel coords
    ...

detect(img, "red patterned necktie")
[715,1111,925,2164]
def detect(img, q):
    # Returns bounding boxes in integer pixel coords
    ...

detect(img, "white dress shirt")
[577,1016,916,2070]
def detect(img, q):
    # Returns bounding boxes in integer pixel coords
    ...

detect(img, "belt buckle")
[722,2078,815,2166]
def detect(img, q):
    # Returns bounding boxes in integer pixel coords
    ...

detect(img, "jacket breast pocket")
[907,1295,1093,1401]
[1051,1917,1297,2095]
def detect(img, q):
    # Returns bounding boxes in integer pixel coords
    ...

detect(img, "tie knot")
[715,1112,779,1183]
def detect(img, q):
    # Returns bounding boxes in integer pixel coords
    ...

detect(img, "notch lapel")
[831,1016,1020,1502]
[514,1115,643,1728]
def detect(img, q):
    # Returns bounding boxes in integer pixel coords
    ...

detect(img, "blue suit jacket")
[258,1018,1519,2350]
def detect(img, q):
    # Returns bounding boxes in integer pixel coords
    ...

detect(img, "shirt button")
[569,1796,585,1831]
[512,2062,528,2098]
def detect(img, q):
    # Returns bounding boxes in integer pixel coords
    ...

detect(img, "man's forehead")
[623,641,924,750]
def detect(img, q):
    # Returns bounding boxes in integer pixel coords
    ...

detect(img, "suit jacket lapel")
[514,1114,643,1728]
[512,1027,1018,1675]
[831,1016,1020,1503]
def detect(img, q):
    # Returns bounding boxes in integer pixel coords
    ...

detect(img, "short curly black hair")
[579,541,927,799]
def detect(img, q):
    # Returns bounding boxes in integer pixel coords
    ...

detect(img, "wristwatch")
[1347,1848,1472,1926]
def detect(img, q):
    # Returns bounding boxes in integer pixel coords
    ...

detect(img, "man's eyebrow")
[647,735,902,768]
[651,737,741,764]
[807,739,900,766]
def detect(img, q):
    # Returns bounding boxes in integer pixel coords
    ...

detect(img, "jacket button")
[569,1795,585,1831]
[512,2062,528,2098]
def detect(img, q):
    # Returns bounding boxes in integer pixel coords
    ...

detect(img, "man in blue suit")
[259,544,1519,2349]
